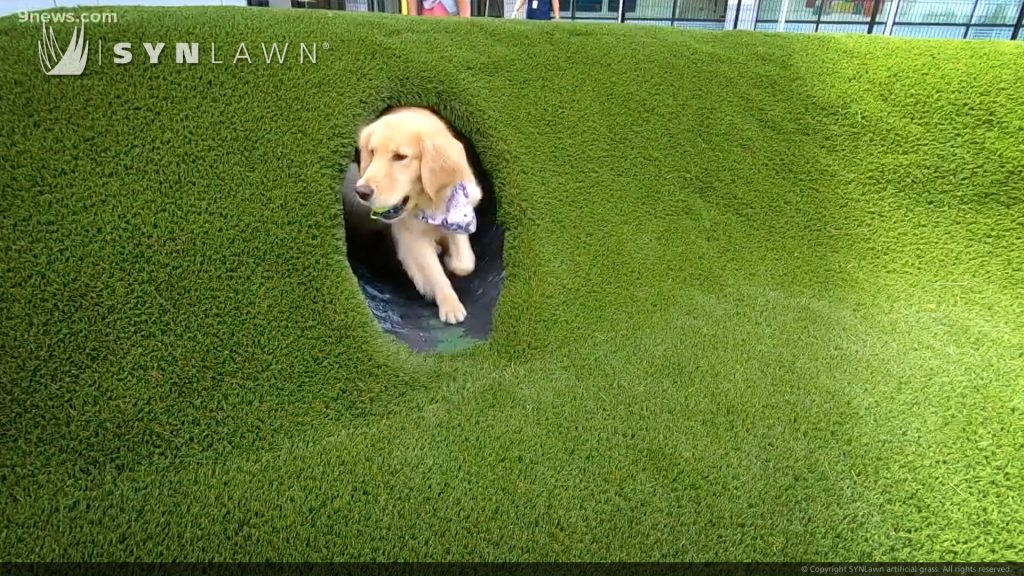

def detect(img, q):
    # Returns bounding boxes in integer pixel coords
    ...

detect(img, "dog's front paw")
[437,293,467,324]
[444,250,475,277]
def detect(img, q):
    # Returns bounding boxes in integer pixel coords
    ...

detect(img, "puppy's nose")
[354,184,374,201]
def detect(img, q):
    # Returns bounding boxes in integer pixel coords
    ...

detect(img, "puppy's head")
[355,108,471,223]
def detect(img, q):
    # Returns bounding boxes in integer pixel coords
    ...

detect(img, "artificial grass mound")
[1,6,1023,561]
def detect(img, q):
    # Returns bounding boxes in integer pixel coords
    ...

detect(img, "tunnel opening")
[340,111,505,353]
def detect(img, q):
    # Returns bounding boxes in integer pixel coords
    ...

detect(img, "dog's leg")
[394,230,435,301]
[394,228,467,324]
[443,233,476,277]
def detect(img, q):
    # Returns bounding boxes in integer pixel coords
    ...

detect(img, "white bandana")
[416,181,478,234]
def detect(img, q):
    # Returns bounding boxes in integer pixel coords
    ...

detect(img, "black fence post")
[733,0,743,29]
[866,0,883,33]
[670,0,679,26]
[1012,0,1024,39]
[963,0,981,38]
[813,0,825,31]
[617,0,626,22]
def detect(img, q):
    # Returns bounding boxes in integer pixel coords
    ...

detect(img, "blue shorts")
[526,0,553,19]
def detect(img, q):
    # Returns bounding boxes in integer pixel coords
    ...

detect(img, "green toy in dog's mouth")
[370,196,410,222]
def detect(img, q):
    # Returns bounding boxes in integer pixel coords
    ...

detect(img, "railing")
[247,0,1024,39]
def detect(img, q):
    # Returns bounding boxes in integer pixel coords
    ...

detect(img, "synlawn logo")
[108,40,324,66]
[38,21,88,76]
[36,22,325,77]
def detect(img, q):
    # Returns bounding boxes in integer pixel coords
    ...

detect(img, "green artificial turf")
[2,6,1023,561]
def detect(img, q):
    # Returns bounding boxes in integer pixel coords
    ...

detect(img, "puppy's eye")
[392,153,408,161]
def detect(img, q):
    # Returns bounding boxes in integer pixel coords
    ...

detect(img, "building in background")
[247,0,500,14]
[254,0,1024,38]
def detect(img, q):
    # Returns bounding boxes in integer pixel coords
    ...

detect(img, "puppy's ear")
[420,132,469,202]
[357,123,375,176]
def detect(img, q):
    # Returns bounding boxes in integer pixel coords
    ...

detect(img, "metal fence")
[755,0,1023,38]
[248,0,1024,38]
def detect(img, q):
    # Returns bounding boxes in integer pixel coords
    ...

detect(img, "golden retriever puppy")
[352,107,482,324]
